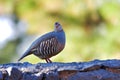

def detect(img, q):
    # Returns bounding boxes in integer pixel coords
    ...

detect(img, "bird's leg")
[48,58,52,63]
[45,58,52,63]
[45,59,49,63]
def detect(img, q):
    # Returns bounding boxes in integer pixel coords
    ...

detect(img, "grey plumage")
[18,22,66,63]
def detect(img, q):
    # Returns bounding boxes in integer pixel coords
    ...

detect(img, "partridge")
[18,22,66,63]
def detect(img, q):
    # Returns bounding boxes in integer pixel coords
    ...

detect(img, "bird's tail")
[18,50,32,61]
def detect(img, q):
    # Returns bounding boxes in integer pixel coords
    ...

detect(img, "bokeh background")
[0,0,120,64]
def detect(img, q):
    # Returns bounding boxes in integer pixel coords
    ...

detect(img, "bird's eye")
[55,22,61,29]
[55,22,58,25]
[55,22,60,26]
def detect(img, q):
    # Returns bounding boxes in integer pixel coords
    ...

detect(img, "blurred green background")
[0,0,120,64]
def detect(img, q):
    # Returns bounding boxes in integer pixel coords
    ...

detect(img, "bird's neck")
[54,29,63,32]
[55,30,66,45]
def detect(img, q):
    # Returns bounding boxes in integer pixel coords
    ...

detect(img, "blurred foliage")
[0,0,120,63]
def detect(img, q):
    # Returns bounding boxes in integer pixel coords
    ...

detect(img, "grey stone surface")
[0,71,3,80]
[0,59,120,80]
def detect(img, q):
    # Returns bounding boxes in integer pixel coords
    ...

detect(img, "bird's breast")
[56,31,66,45]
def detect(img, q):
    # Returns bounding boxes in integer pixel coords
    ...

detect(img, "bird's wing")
[29,32,56,51]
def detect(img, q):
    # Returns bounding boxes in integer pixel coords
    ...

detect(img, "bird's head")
[54,22,63,32]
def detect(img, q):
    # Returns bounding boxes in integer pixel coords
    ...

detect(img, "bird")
[18,22,66,63]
